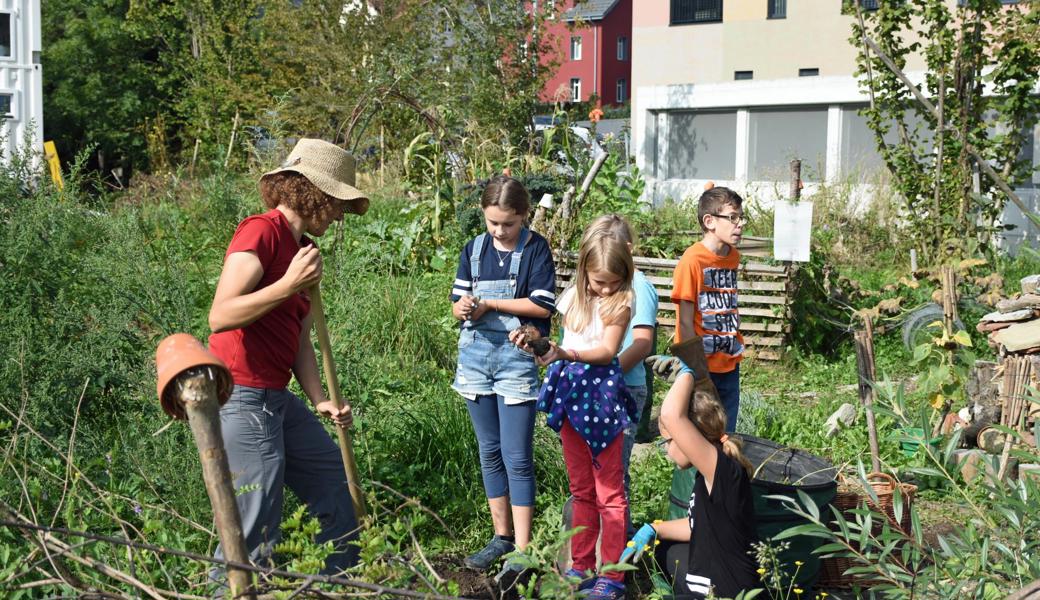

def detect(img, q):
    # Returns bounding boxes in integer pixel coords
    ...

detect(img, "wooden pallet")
[554,246,794,361]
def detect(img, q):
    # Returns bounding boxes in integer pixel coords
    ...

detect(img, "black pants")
[656,540,693,597]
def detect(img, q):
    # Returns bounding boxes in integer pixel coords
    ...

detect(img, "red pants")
[561,420,627,582]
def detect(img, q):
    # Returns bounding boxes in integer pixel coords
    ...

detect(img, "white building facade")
[0,0,42,160]
[632,0,1039,251]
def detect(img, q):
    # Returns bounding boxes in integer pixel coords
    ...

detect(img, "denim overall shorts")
[452,229,540,402]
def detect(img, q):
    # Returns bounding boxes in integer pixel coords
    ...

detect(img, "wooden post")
[854,320,882,473]
[546,185,575,251]
[997,357,1030,481]
[789,159,802,201]
[931,265,960,437]
[780,160,801,349]
[310,286,368,518]
[531,193,553,237]
[561,150,610,250]
[224,109,240,169]
[190,138,201,178]
[941,265,958,335]
[177,368,256,600]
[934,72,945,249]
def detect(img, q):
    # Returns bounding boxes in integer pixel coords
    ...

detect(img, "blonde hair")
[582,214,637,249]
[564,234,635,334]
[688,391,753,475]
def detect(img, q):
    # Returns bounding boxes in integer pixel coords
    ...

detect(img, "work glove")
[644,355,683,382]
[620,523,657,563]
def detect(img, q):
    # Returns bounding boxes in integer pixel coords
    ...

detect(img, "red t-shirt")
[208,209,312,389]
[671,242,745,374]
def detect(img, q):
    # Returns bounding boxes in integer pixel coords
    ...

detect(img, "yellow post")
[43,141,64,190]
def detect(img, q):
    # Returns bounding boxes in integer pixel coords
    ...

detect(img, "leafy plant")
[769,380,1040,598]
[910,320,975,417]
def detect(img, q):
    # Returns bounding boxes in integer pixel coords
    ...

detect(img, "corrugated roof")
[562,0,620,22]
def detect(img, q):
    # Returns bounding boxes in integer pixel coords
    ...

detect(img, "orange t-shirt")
[671,242,744,373]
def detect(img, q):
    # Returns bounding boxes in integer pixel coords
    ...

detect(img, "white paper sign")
[773,201,813,262]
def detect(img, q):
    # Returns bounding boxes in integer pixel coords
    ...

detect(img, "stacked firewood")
[953,275,1040,483]
[977,274,1040,356]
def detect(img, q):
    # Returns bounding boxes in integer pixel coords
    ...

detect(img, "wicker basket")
[865,472,917,533]
[817,472,918,588]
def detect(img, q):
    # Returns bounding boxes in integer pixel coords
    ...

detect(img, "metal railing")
[670,0,723,25]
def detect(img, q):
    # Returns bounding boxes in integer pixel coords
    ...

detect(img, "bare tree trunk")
[179,369,256,600]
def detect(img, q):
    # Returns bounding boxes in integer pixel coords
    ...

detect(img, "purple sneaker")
[585,577,625,600]
[565,568,596,592]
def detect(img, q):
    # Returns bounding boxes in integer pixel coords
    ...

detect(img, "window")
[670,0,723,25]
[617,36,629,61]
[570,78,581,102]
[840,105,935,177]
[768,0,786,18]
[748,107,828,181]
[0,13,11,58]
[0,94,11,118]
[570,36,582,61]
[616,79,627,103]
[667,111,738,179]
[734,70,753,80]
[799,68,819,77]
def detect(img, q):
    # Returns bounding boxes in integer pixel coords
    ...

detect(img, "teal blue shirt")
[621,270,659,387]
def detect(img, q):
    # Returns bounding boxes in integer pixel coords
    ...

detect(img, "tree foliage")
[42,0,561,175]
[42,0,163,175]
[850,0,1040,256]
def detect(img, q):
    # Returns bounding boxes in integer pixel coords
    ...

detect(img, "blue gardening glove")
[620,523,657,563]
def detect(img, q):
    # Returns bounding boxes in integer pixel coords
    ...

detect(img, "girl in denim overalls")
[450,175,556,580]
[521,234,637,600]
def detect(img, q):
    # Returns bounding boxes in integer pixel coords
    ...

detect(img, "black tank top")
[684,451,760,599]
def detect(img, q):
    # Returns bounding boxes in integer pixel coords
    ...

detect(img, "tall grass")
[0,166,577,595]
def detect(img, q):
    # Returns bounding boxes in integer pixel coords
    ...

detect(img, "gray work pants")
[213,386,359,582]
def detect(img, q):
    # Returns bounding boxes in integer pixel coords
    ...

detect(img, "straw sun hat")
[262,138,370,215]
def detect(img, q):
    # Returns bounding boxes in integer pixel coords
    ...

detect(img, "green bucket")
[897,427,942,457]
[667,435,837,589]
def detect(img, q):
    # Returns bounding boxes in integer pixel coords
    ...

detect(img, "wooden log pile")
[953,274,1040,483]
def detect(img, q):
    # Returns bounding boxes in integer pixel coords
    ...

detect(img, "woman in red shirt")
[207,139,368,583]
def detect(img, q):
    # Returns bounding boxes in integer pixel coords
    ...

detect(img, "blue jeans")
[710,365,740,432]
[214,386,358,578]
[621,384,648,535]
[621,384,649,499]
[454,329,540,401]
[466,394,536,506]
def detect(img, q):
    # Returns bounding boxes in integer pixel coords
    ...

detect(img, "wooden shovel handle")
[310,284,368,518]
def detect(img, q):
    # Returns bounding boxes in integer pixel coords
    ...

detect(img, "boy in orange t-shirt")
[672,186,746,432]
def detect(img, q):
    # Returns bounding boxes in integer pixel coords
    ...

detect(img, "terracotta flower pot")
[155,333,232,420]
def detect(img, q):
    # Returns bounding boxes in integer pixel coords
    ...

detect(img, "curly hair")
[259,172,340,225]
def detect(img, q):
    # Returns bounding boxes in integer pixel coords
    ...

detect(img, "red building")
[541,0,632,107]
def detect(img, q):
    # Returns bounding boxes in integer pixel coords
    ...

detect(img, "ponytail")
[720,434,753,476]
[689,394,753,477]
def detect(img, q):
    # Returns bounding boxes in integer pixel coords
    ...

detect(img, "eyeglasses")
[654,437,672,450]
[711,213,747,225]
